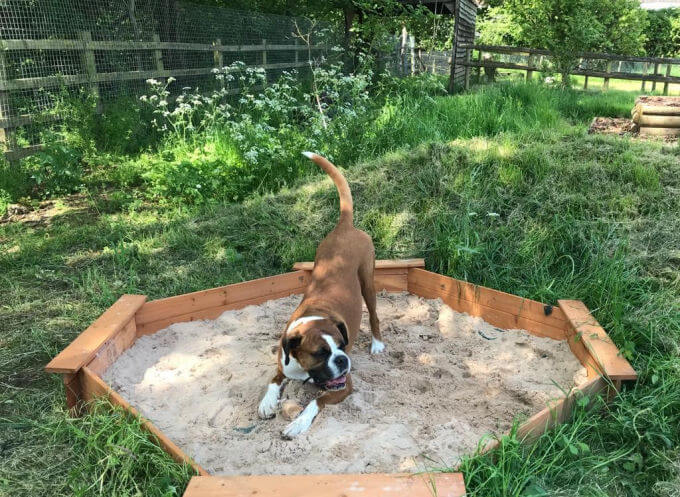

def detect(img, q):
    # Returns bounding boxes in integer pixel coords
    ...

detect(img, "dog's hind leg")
[359,260,384,354]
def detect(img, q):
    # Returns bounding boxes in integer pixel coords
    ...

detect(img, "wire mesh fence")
[0,0,335,157]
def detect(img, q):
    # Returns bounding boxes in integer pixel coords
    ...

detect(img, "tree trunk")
[343,6,356,72]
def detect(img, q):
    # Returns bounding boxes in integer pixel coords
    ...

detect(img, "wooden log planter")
[46,259,636,497]
[632,96,680,137]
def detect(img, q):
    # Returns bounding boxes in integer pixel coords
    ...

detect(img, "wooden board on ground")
[292,258,425,271]
[45,294,147,374]
[558,300,637,380]
[182,473,466,497]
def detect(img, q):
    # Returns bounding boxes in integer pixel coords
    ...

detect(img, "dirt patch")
[636,96,680,107]
[104,292,587,475]
[588,117,637,136]
[0,194,90,226]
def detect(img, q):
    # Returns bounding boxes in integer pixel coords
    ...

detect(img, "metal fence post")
[663,63,671,95]
[79,30,101,113]
[0,42,17,163]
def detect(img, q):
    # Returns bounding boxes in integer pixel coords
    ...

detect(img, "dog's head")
[282,317,350,391]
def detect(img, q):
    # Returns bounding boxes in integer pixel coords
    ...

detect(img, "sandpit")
[104,292,587,475]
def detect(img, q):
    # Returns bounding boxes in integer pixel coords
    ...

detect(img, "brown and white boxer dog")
[257,152,384,438]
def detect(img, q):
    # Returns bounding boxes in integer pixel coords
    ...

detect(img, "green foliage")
[481,0,648,84]
[136,62,374,203]
[477,6,523,46]
[645,9,680,57]
[0,188,10,217]
[94,96,159,155]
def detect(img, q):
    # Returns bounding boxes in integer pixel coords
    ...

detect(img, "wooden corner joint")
[558,299,637,382]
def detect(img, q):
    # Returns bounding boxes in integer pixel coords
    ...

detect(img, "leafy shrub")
[94,96,159,154]
[138,61,373,203]
[0,188,10,217]
[23,143,85,197]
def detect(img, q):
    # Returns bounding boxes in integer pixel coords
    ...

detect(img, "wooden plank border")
[407,268,567,339]
[292,258,425,271]
[45,294,147,374]
[558,300,637,381]
[136,271,310,335]
[182,472,466,497]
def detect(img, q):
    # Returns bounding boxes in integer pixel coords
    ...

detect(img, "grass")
[1,82,679,496]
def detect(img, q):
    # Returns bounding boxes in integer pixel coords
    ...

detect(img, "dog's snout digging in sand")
[258,152,384,438]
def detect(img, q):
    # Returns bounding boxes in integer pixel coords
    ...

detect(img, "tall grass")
[2,81,636,207]
[2,80,677,496]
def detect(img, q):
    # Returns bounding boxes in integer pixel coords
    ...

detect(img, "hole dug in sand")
[104,292,587,475]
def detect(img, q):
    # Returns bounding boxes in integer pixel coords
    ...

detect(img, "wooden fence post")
[0,42,17,163]
[261,39,267,84]
[663,63,671,96]
[641,62,648,92]
[400,26,407,76]
[526,53,534,82]
[477,49,482,82]
[409,35,415,76]
[603,61,612,90]
[152,34,165,83]
[584,74,589,90]
[464,48,471,89]
[213,37,223,69]
[294,38,299,65]
[651,62,659,92]
[79,30,101,113]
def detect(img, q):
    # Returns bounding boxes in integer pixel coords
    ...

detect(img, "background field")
[1,80,679,496]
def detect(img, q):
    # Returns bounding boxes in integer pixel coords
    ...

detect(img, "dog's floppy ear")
[335,322,348,347]
[282,334,302,366]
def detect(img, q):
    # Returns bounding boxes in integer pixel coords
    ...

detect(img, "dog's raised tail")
[303,152,353,226]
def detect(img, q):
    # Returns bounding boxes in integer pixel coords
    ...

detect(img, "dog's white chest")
[281,355,310,381]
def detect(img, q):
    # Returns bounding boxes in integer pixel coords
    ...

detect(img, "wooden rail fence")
[0,33,324,162]
[459,44,680,94]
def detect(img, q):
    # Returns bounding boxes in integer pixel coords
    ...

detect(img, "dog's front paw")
[258,383,281,419]
[370,338,386,355]
[281,400,319,439]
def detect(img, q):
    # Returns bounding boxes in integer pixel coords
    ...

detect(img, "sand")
[103,292,587,475]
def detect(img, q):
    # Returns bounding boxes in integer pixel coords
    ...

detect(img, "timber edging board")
[182,472,466,497]
[558,300,637,381]
[45,294,147,374]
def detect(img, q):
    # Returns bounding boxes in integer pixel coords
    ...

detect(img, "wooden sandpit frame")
[46,259,636,497]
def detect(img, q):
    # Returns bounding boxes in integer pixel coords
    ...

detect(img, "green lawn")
[1,83,679,496]
[485,68,680,95]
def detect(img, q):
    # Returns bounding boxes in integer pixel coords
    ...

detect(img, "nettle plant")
[139,61,372,202]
